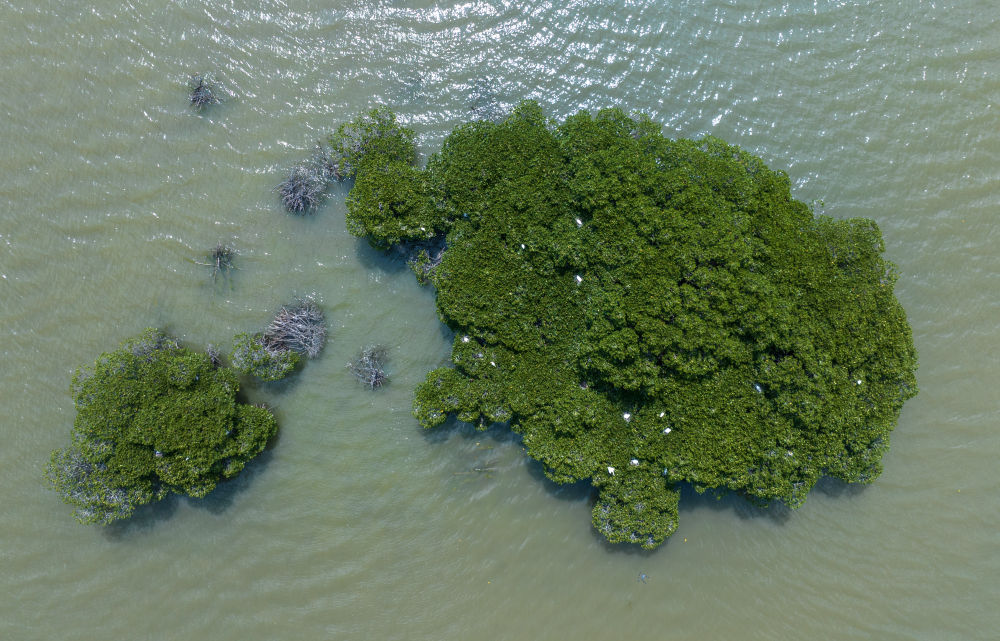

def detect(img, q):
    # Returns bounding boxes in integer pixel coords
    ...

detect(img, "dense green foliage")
[345,103,918,548]
[336,107,443,250]
[230,332,299,381]
[46,329,277,524]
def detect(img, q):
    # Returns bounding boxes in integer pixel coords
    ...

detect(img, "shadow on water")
[244,368,303,397]
[419,415,521,448]
[813,475,869,498]
[593,531,662,558]
[233,346,325,401]
[588,485,794,557]
[101,495,180,541]
[101,439,278,541]
[523,459,594,504]
[188,446,277,515]
[678,483,793,526]
[417,417,868,556]
[353,236,411,274]
[420,417,530,483]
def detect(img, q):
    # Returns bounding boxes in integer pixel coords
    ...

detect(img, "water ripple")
[1,1,999,639]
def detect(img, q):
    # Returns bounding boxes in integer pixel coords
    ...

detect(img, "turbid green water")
[1,1,996,638]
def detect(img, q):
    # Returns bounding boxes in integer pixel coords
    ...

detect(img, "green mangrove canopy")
[344,102,918,548]
[47,329,277,524]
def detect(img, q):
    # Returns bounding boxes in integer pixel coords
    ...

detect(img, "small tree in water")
[45,329,277,524]
[230,333,299,381]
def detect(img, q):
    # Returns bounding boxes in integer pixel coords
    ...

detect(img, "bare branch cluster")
[276,163,328,215]
[348,344,388,390]
[264,298,327,358]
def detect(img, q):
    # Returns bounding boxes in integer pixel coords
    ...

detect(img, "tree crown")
[47,329,277,524]
[345,102,918,548]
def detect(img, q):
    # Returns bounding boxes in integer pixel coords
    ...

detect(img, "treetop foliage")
[47,329,277,524]
[230,332,299,382]
[343,102,918,549]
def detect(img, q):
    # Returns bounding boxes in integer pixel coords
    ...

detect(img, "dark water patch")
[812,475,869,499]
[678,483,793,526]
[352,234,412,274]
[524,461,594,504]
[100,493,181,541]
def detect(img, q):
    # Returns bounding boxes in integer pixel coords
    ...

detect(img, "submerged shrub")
[46,329,277,524]
[344,101,919,549]
[467,77,505,122]
[198,242,236,283]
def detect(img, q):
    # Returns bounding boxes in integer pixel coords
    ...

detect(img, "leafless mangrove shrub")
[348,344,388,390]
[264,298,327,358]
[276,162,328,215]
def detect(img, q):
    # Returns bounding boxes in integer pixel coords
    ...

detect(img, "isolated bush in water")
[46,329,277,524]
[344,102,919,548]
[327,106,416,180]
[195,242,236,284]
